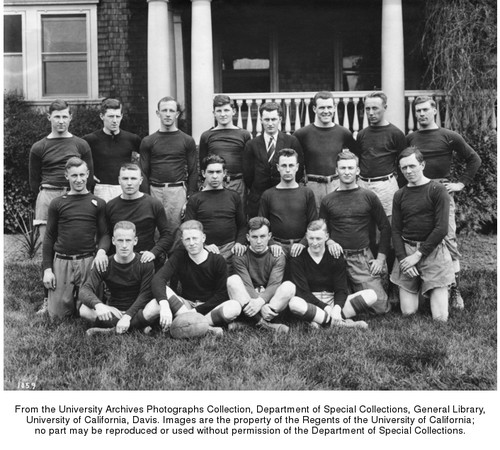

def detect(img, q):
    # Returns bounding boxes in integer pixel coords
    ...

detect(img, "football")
[170,311,210,339]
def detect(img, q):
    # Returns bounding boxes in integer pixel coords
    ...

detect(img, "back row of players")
[30,91,481,335]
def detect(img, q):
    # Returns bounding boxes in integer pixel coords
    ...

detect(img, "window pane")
[4,54,23,94]
[43,61,87,95]
[42,15,86,53]
[4,15,22,53]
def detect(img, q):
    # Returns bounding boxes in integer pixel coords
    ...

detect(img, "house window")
[4,14,23,94]
[41,14,88,96]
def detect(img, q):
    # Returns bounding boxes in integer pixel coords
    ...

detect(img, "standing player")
[288,220,374,328]
[83,98,141,202]
[243,102,304,218]
[259,148,317,257]
[199,95,252,203]
[140,96,198,253]
[183,154,247,265]
[105,163,171,271]
[319,151,391,314]
[406,95,481,309]
[29,99,94,239]
[42,157,109,319]
[391,147,455,321]
[293,91,357,209]
[79,221,158,335]
[152,220,242,336]
[227,217,295,333]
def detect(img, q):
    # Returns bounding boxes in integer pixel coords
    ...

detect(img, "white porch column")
[381,0,405,131]
[191,0,214,144]
[147,0,175,134]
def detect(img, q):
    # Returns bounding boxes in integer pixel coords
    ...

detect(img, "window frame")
[3,11,27,96]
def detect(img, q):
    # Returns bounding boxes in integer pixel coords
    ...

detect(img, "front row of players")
[44,145,455,337]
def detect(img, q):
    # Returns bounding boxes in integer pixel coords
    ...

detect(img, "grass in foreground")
[3,258,496,391]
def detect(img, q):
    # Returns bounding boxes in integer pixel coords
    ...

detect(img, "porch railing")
[218,90,453,137]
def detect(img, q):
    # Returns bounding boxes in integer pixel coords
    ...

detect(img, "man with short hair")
[104,163,171,271]
[29,99,94,239]
[320,151,390,314]
[391,147,455,322]
[227,216,295,333]
[243,102,304,218]
[199,94,252,203]
[406,95,481,309]
[152,220,242,336]
[293,91,357,209]
[288,220,374,329]
[42,157,109,319]
[259,148,317,257]
[140,96,197,253]
[83,98,141,202]
[79,221,158,336]
[183,154,246,266]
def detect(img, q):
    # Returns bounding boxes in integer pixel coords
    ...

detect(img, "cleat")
[36,298,48,315]
[308,321,321,330]
[228,321,251,331]
[450,287,464,310]
[143,326,153,335]
[257,319,289,333]
[207,326,224,337]
[331,319,369,330]
[86,327,115,337]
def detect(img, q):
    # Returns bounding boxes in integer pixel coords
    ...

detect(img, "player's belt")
[273,236,302,245]
[150,181,185,188]
[307,174,338,183]
[224,173,243,181]
[343,247,368,257]
[55,252,94,260]
[359,173,394,183]
[402,237,423,247]
[40,185,67,191]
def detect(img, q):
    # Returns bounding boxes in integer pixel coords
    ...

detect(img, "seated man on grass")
[152,220,241,336]
[227,216,295,333]
[289,219,376,329]
[79,221,159,336]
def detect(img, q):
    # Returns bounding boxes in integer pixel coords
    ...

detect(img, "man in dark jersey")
[319,151,391,315]
[293,91,357,210]
[227,216,295,333]
[29,99,93,239]
[104,163,171,271]
[259,148,317,258]
[199,95,252,205]
[42,157,109,319]
[140,96,197,253]
[79,221,158,336]
[183,154,246,267]
[406,95,481,309]
[288,220,374,329]
[83,98,141,202]
[243,102,304,218]
[391,147,455,322]
[152,220,242,336]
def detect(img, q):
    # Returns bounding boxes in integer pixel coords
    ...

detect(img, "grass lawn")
[3,233,497,391]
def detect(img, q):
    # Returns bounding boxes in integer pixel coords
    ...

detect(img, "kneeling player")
[289,220,376,328]
[79,221,159,335]
[152,220,241,335]
[227,216,295,333]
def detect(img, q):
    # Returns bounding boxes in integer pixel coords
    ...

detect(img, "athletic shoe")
[36,298,48,315]
[86,327,115,337]
[257,319,289,333]
[143,326,153,335]
[207,326,224,337]
[331,319,369,330]
[307,321,320,330]
[450,287,465,310]
[228,321,251,331]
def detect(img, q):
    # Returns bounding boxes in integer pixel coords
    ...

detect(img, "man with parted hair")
[406,95,481,309]
[243,101,304,218]
[288,219,374,329]
[391,147,455,322]
[140,96,198,253]
[83,98,141,202]
[227,216,295,333]
[199,94,252,205]
[152,220,241,336]
[42,157,109,319]
[293,90,358,210]
[79,221,159,336]
[319,150,390,315]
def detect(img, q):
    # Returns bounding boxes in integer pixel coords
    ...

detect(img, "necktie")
[267,135,276,163]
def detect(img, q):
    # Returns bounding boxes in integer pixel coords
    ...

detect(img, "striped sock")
[167,294,184,315]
